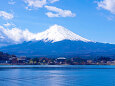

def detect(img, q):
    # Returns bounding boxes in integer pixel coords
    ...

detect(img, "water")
[0,65,115,86]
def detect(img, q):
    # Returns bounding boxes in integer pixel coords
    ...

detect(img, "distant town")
[0,51,115,65]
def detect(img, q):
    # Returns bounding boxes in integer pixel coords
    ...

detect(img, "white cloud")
[25,7,32,11]
[3,22,16,27]
[0,25,36,43]
[107,16,114,20]
[97,0,115,14]
[0,24,90,44]
[49,0,59,3]
[45,6,76,17]
[8,0,16,5]
[24,0,47,9]
[46,12,59,17]
[24,0,76,18]
[0,11,14,19]
[24,0,59,10]
[3,23,12,27]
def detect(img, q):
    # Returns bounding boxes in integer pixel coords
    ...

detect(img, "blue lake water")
[0,65,115,86]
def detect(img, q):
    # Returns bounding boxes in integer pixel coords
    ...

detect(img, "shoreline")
[0,64,115,65]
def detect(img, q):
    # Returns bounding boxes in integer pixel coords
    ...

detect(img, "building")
[9,57,18,64]
[87,60,93,64]
[18,56,27,64]
[39,57,49,64]
[56,57,66,64]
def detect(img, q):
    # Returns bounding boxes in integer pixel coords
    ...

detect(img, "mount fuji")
[0,24,90,46]
[0,25,115,58]
[34,25,90,42]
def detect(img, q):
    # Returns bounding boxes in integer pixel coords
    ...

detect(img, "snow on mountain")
[35,24,90,42]
[0,24,91,46]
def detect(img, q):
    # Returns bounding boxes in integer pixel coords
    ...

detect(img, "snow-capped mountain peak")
[35,24,90,42]
[0,24,91,47]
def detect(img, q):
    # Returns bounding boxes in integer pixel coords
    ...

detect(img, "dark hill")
[1,40,115,58]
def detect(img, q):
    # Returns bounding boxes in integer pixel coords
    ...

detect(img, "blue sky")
[0,0,115,43]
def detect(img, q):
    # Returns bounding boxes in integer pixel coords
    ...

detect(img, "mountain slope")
[0,24,90,47]
[35,25,90,42]
[1,24,115,58]
[1,40,115,58]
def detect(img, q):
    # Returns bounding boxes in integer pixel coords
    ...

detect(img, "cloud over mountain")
[0,25,35,43]
[0,24,90,45]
